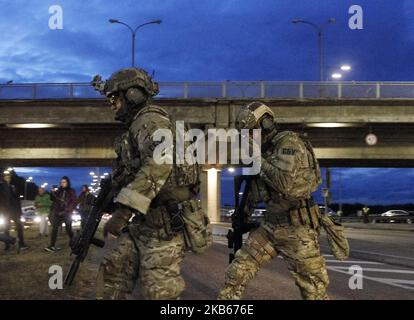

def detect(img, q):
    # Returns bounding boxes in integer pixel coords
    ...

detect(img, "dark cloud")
[1,0,414,81]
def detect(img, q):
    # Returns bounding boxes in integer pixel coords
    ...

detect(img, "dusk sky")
[1,0,414,82]
[2,0,414,205]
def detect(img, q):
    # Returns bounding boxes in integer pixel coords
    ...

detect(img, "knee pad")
[244,229,277,265]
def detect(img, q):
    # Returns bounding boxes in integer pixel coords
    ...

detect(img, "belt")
[264,212,291,226]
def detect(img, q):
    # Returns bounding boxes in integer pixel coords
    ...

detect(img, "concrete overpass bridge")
[1,81,414,221]
[1,81,414,167]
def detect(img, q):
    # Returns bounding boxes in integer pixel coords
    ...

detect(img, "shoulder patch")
[281,148,296,155]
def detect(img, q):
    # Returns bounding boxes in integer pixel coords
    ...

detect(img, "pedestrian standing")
[45,176,77,252]
[34,187,52,237]
[362,205,370,224]
[0,171,29,250]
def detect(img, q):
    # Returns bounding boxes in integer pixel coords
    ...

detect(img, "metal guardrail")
[2,81,414,100]
[220,208,413,224]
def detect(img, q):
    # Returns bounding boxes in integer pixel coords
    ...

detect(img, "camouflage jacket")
[112,105,199,214]
[251,131,322,211]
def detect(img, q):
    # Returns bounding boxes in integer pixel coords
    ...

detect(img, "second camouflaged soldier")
[92,68,212,300]
[218,102,330,300]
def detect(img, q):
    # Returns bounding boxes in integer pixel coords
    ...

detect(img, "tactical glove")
[103,204,132,237]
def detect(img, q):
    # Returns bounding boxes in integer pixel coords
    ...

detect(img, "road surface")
[1,224,412,299]
[175,226,414,300]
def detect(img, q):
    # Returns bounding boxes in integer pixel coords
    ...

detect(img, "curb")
[213,222,414,233]
[349,249,414,269]
[343,224,414,233]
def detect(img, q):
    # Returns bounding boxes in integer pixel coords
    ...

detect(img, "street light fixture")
[109,18,162,67]
[292,18,336,82]
[340,65,351,71]
[331,73,342,79]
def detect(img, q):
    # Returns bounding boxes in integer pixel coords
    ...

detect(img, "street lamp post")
[292,18,336,82]
[0,80,13,97]
[24,176,33,200]
[109,18,162,67]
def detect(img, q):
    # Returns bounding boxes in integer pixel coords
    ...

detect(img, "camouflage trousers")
[96,223,186,300]
[218,222,329,300]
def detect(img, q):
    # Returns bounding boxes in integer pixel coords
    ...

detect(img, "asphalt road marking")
[329,266,414,275]
[324,259,382,265]
[327,266,414,291]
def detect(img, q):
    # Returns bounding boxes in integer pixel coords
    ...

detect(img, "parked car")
[252,208,265,217]
[318,206,337,217]
[381,210,410,217]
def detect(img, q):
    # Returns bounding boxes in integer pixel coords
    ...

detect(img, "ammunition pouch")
[289,203,321,229]
[320,214,349,261]
[144,199,212,253]
[165,200,185,233]
[264,199,321,230]
[180,199,212,254]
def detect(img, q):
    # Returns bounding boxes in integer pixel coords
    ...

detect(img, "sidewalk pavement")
[342,222,414,232]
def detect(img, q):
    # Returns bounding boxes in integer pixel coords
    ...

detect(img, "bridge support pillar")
[200,167,222,223]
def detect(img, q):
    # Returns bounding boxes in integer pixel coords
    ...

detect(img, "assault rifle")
[64,178,115,286]
[226,175,259,263]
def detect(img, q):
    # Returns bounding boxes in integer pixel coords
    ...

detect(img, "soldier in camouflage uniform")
[218,102,329,300]
[92,68,212,300]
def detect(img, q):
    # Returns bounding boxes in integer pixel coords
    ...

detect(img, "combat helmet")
[236,101,275,131]
[91,67,159,97]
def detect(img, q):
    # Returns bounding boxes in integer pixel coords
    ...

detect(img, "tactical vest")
[265,131,322,200]
[112,105,200,199]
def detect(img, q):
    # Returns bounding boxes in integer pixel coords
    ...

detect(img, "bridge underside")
[1,98,414,168]
[1,123,414,168]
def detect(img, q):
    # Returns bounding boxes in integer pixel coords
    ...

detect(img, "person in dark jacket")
[0,233,16,247]
[77,185,95,230]
[0,171,29,251]
[45,176,77,252]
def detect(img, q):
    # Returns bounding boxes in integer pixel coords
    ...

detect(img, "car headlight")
[0,217,5,226]
[34,216,41,223]
[72,214,81,221]
[20,217,26,223]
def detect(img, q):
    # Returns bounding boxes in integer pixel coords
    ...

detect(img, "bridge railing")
[1,81,414,100]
